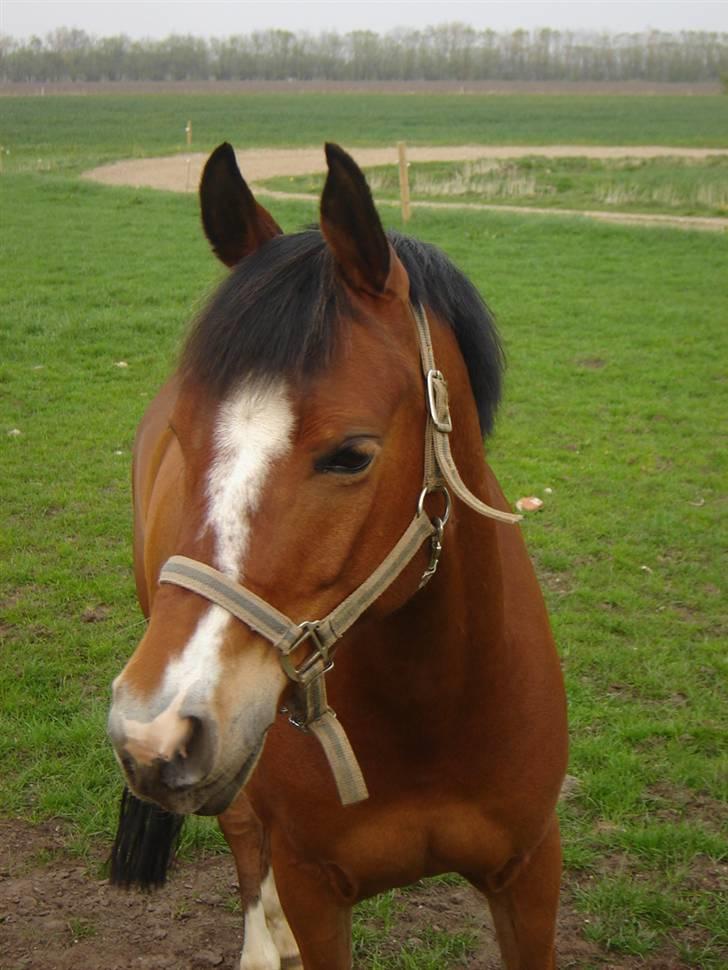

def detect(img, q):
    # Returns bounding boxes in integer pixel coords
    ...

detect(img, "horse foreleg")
[469,815,562,970]
[218,794,301,970]
[260,867,303,969]
[271,838,353,970]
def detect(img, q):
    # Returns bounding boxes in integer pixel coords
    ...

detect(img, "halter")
[159,304,521,806]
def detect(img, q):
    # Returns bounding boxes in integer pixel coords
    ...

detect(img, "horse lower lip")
[194,739,265,816]
[194,787,235,816]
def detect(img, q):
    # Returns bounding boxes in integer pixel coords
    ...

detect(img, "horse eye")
[315,447,374,475]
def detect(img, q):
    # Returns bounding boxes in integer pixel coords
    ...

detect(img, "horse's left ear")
[200,142,282,267]
[320,143,408,299]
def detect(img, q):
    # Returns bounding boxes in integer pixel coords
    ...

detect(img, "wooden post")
[397,141,411,223]
[185,120,192,147]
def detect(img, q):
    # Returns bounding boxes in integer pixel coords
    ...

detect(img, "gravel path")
[84,145,728,232]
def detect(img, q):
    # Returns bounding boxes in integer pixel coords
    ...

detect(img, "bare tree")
[0,26,725,84]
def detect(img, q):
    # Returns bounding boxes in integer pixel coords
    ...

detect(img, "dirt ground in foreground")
[0,818,694,970]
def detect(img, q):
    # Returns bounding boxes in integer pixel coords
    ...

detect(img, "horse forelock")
[181,229,504,437]
[181,230,348,398]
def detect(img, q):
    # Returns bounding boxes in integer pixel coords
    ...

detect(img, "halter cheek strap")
[412,303,521,527]
[158,303,521,806]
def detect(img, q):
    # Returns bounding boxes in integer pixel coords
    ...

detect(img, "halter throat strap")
[159,303,520,807]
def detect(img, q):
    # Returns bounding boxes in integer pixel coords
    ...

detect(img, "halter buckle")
[417,484,451,588]
[426,370,453,433]
[419,517,446,589]
[279,621,333,685]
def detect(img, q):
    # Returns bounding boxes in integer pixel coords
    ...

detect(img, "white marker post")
[397,141,411,224]
[185,121,193,192]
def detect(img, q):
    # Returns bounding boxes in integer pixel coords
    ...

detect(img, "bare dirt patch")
[83,145,728,233]
[0,818,631,969]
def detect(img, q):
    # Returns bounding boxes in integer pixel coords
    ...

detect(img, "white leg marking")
[239,898,281,970]
[207,380,294,577]
[261,868,301,963]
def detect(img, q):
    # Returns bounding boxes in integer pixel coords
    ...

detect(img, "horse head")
[107,144,444,815]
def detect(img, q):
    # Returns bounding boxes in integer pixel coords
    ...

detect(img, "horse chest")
[289,795,512,901]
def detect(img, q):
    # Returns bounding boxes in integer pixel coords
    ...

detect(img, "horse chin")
[194,735,266,816]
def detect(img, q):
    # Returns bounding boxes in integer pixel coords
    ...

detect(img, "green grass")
[265,154,728,217]
[1,92,728,176]
[1,93,727,967]
[353,887,479,968]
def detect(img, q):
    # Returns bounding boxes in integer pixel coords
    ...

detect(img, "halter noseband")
[159,304,521,806]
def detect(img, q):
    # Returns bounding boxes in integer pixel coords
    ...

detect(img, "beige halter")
[159,304,521,806]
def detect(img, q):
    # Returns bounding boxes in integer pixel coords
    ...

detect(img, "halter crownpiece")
[159,303,521,806]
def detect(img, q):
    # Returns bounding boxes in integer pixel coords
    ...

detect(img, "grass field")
[264,154,728,218]
[2,92,728,176]
[1,93,727,968]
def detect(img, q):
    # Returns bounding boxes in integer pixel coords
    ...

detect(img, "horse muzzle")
[108,703,210,808]
[107,684,270,815]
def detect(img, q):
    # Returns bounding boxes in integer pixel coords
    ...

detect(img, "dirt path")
[84,144,728,232]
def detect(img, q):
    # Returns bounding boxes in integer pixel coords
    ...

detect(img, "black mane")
[182,229,504,435]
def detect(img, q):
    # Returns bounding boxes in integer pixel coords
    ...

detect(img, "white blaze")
[128,381,294,719]
[170,379,294,697]
[159,603,230,704]
[113,381,294,777]
[207,379,295,577]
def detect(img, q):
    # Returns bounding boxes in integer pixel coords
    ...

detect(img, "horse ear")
[320,143,404,298]
[200,143,282,267]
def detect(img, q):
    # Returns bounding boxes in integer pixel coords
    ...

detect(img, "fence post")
[397,141,411,223]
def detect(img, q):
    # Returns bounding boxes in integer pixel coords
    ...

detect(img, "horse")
[107,141,568,969]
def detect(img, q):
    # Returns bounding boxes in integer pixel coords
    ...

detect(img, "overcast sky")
[1,1,726,40]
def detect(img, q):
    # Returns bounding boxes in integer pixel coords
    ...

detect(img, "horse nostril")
[160,715,215,790]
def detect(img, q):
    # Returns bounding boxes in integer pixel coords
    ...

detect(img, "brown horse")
[107,142,568,969]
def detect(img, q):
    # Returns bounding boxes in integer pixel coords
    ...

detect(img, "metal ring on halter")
[417,484,452,526]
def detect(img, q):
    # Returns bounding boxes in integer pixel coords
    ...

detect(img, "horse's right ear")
[199,143,282,267]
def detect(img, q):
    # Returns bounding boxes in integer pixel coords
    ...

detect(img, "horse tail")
[109,786,185,889]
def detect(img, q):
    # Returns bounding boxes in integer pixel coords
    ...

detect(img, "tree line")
[1,25,726,84]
